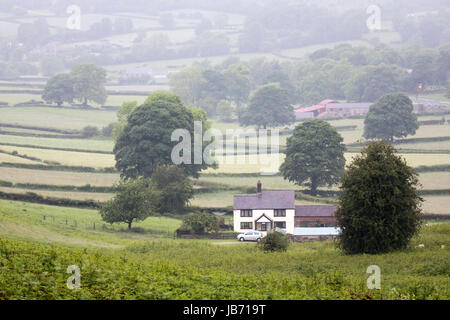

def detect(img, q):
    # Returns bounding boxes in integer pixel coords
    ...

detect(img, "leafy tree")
[40,55,65,77]
[114,91,213,179]
[70,63,107,106]
[436,43,450,85]
[112,101,139,141]
[239,83,294,129]
[100,178,161,230]
[216,100,235,122]
[364,93,419,142]
[42,73,74,106]
[403,49,437,91]
[223,63,252,106]
[280,120,346,196]
[131,33,170,61]
[150,165,193,214]
[181,211,219,234]
[169,65,205,106]
[17,18,49,48]
[258,231,289,252]
[345,64,404,102]
[81,126,99,138]
[336,141,423,254]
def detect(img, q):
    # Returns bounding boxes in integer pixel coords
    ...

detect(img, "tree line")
[169,43,450,123]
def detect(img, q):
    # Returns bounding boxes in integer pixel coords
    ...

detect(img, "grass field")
[0,199,448,299]
[0,135,114,152]
[0,107,117,130]
[0,200,181,245]
[421,196,450,214]
[0,186,114,202]
[0,145,115,168]
[0,152,40,164]
[0,167,119,186]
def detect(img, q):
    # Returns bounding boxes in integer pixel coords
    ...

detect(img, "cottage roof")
[233,190,295,210]
[295,205,337,217]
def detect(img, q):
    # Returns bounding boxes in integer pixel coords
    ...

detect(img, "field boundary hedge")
[0,130,82,139]
[0,179,116,193]
[0,162,117,173]
[0,191,100,209]
[0,142,113,154]
[348,136,450,148]
[0,122,79,134]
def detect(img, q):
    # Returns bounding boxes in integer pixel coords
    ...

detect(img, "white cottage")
[233,181,296,235]
[233,181,340,239]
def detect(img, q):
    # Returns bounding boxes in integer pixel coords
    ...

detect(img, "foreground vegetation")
[0,220,448,299]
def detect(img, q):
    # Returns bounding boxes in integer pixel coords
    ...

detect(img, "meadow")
[0,199,448,299]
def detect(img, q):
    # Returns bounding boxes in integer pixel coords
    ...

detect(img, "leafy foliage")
[336,141,423,254]
[280,120,346,195]
[100,179,161,229]
[180,211,219,234]
[70,63,107,106]
[258,231,289,252]
[42,73,74,106]
[364,93,419,142]
[239,83,294,128]
[150,165,193,214]
[114,91,213,179]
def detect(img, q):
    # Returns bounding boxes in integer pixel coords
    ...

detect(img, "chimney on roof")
[257,180,262,193]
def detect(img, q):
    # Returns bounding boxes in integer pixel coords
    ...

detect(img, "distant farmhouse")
[233,181,340,241]
[294,99,432,119]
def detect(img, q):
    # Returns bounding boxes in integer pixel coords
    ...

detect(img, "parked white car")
[237,231,264,242]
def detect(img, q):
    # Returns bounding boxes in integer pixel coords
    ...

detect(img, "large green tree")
[114,91,213,179]
[70,63,107,106]
[42,73,74,106]
[150,165,194,214]
[239,83,294,129]
[336,141,423,254]
[280,120,346,196]
[112,100,139,141]
[100,178,161,230]
[345,64,404,102]
[364,93,419,142]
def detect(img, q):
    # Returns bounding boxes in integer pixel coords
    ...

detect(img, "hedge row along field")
[0,220,449,299]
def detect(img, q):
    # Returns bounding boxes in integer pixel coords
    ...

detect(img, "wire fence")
[40,214,177,238]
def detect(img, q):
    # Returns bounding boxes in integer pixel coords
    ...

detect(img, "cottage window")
[274,221,286,229]
[241,222,252,229]
[274,209,286,217]
[240,209,253,217]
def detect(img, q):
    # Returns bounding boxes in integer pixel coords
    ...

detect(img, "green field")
[0,145,115,168]
[0,135,114,152]
[0,167,119,186]
[0,107,117,130]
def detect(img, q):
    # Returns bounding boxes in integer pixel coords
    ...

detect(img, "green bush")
[81,126,99,138]
[258,231,289,252]
[180,211,219,234]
